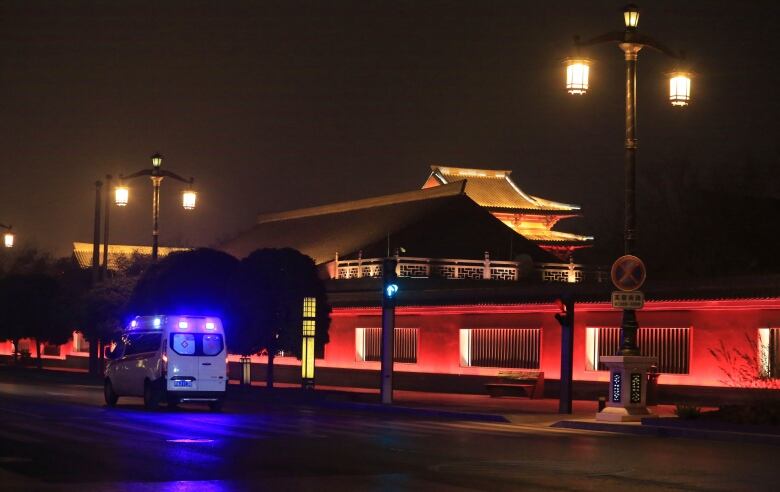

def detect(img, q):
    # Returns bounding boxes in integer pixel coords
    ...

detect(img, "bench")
[485,371,544,399]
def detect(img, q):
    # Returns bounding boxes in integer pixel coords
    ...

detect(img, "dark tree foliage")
[227,248,331,387]
[80,276,138,346]
[0,273,72,367]
[126,248,239,320]
[77,253,150,375]
[0,247,55,276]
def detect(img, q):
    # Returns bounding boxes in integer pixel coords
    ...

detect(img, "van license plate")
[173,380,192,388]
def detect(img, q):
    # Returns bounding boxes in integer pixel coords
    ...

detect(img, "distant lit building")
[71,242,190,271]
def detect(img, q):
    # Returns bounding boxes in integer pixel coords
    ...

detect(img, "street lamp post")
[566,4,691,421]
[114,153,197,261]
[565,4,691,355]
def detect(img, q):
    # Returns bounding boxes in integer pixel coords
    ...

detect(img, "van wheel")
[143,381,160,410]
[104,379,118,407]
[208,400,223,412]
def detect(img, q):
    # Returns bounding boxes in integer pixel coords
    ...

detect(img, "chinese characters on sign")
[611,291,645,310]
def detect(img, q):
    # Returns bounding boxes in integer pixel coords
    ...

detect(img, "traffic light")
[382,258,399,305]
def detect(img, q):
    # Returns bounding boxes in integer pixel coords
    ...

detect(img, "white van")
[104,315,227,411]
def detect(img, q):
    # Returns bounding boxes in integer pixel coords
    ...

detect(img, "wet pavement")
[0,374,776,491]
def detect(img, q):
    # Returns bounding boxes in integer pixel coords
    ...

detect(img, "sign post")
[380,258,398,405]
[597,255,657,422]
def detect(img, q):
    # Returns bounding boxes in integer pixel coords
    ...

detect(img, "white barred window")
[586,327,690,374]
[460,328,540,369]
[758,328,780,378]
[355,328,418,363]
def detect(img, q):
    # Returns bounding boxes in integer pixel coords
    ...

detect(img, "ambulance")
[104,315,227,411]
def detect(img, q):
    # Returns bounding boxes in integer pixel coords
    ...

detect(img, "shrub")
[675,403,702,419]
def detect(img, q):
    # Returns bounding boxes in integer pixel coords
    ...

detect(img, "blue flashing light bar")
[153,317,162,328]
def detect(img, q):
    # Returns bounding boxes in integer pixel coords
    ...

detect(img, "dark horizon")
[0,1,776,270]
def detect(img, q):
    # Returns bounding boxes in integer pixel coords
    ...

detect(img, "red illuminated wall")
[316,299,780,388]
[7,300,777,392]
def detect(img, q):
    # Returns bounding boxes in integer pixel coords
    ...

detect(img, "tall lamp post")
[565,5,691,421]
[565,4,691,355]
[113,153,197,261]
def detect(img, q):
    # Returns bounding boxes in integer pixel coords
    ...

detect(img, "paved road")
[0,380,776,491]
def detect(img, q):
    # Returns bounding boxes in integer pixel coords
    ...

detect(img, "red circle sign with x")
[611,255,646,291]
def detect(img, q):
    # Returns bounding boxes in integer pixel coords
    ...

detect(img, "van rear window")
[203,334,223,356]
[169,333,224,356]
[172,334,196,355]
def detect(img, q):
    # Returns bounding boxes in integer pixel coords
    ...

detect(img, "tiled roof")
[221,184,559,265]
[428,165,580,212]
[520,230,594,243]
[257,181,466,224]
[72,242,190,270]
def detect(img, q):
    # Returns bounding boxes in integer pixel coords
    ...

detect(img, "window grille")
[588,327,690,374]
[771,328,780,378]
[460,328,540,369]
[758,328,780,378]
[356,328,418,363]
[73,332,90,353]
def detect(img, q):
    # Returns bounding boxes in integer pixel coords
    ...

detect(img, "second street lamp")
[565,4,691,356]
[113,153,197,261]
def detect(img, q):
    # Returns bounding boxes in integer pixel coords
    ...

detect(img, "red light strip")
[331,298,780,317]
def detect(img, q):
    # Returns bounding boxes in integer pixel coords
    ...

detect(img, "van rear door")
[198,333,226,392]
[169,332,199,389]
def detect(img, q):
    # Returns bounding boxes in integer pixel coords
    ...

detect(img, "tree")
[79,275,138,370]
[228,248,331,388]
[126,248,239,318]
[0,273,72,368]
[74,252,150,375]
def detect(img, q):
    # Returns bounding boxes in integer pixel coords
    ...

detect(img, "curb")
[226,386,509,422]
[552,419,780,446]
[318,400,510,423]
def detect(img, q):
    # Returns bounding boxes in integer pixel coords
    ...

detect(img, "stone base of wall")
[228,362,779,406]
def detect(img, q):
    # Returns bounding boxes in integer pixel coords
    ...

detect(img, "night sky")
[0,1,777,266]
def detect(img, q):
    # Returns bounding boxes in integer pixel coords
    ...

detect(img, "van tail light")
[162,347,168,377]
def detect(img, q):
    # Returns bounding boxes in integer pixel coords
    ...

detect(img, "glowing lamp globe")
[182,189,197,210]
[669,72,692,107]
[115,185,129,206]
[565,58,591,95]
[4,232,14,248]
[151,153,163,168]
[624,4,640,29]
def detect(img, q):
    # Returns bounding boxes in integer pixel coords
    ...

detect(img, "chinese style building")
[217,165,780,402]
[422,166,593,260]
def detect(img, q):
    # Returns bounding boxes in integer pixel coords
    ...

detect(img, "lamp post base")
[596,355,658,422]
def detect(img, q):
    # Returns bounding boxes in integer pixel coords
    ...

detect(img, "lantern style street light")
[109,153,196,262]
[1,224,14,248]
[565,4,691,355]
[565,58,591,95]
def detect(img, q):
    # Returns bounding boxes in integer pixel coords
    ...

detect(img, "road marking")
[166,438,214,443]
